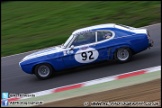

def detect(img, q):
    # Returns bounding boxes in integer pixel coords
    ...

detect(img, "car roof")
[72,23,116,34]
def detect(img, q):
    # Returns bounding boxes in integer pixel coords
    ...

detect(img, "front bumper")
[19,61,33,74]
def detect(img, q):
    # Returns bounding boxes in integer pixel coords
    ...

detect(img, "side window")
[71,31,95,47]
[97,30,114,42]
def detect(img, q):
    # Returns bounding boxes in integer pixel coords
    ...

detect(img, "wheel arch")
[111,44,135,59]
[32,62,55,74]
[112,45,133,63]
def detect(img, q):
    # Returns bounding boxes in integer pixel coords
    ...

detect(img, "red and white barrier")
[3,65,161,102]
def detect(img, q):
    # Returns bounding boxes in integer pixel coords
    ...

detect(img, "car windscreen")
[63,35,74,48]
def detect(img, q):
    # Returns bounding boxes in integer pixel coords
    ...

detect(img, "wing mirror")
[70,45,74,50]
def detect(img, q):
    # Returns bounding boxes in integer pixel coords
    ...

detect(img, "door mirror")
[70,45,74,50]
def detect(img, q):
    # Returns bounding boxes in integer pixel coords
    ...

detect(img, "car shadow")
[52,60,116,77]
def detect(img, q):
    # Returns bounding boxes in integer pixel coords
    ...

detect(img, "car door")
[94,30,115,61]
[62,31,99,68]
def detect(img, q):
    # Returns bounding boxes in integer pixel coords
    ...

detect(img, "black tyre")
[34,64,54,80]
[115,47,132,63]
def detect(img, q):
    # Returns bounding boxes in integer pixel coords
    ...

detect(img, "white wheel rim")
[117,49,129,61]
[38,65,50,77]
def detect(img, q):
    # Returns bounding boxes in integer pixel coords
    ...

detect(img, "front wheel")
[115,47,132,63]
[34,64,54,80]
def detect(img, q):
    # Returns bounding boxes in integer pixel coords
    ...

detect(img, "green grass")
[2,1,161,56]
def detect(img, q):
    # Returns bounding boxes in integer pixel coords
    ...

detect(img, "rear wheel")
[34,64,54,80]
[115,47,132,63]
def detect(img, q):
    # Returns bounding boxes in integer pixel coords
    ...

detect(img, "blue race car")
[19,23,153,79]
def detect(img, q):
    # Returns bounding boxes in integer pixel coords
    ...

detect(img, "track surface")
[1,23,161,94]
[40,79,161,107]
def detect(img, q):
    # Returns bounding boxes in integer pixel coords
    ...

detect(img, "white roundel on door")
[74,47,99,63]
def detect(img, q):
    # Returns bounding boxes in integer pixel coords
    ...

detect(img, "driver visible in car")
[104,32,112,39]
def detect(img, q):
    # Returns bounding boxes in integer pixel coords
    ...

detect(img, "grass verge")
[2,1,161,56]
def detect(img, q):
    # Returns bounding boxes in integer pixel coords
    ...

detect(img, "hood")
[21,45,63,61]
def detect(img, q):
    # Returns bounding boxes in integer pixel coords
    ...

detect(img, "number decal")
[88,51,94,60]
[81,52,87,61]
[75,48,99,63]
[81,51,94,61]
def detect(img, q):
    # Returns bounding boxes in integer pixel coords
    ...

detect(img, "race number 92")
[75,48,99,63]
[81,51,94,61]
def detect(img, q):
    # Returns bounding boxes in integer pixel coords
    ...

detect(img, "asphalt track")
[1,23,161,94]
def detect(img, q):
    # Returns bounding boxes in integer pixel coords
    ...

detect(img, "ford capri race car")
[19,23,153,79]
